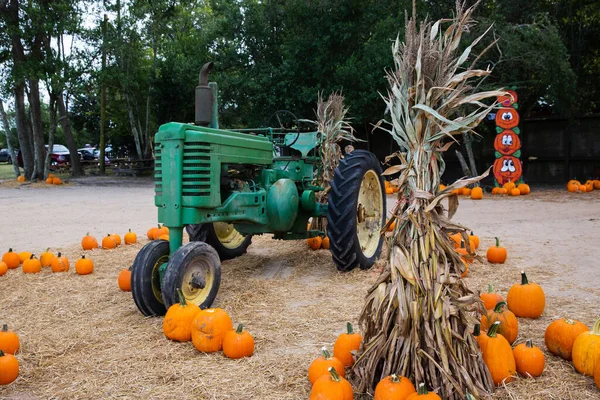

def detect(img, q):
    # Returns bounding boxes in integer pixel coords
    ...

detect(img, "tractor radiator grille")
[154,147,162,196]
[182,142,211,197]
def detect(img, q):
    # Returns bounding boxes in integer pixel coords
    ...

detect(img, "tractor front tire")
[327,150,386,271]
[186,222,252,261]
[160,242,221,310]
[131,240,169,316]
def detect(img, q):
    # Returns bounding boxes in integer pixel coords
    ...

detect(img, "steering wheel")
[265,110,301,147]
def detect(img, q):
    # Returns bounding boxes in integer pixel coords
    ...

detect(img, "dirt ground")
[1,177,599,399]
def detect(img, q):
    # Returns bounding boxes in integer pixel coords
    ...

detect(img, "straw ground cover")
[0,187,599,399]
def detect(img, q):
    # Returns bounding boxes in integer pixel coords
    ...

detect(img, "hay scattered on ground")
[0,189,599,399]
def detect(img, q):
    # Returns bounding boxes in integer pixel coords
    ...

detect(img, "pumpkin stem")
[128,228,132,232]
[487,283,494,293]
[390,374,400,383]
[86,232,90,236]
[495,237,500,247]
[592,318,600,335]
[177,288,187,307]
[493,301,507,313]
[328,367,341,382]
[236,324,244,334]
[487,321,501,338]
[346,322,354,335]
[57,252,61,257]
[46,247,50,252]
[8,248,13,252]
[81,255,86,259]
[526,339,533,348]
[520,271,528,285]
[565,319,575,325]
[321,347,331,359]
[0,350,4,357]
[416,383,429,395]
[460,240,465,248]
[472,324,481,337]
[29,254,34,259]
[1,324,7,332]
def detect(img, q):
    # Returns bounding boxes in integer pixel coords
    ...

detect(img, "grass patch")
[0,163,19,180]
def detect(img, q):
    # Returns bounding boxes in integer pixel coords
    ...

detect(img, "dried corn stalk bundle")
[352,2,504,398]
[310,92,358,231]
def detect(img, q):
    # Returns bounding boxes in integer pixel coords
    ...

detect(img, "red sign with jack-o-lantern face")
[494,130,521,156]
[495,108,520,129]
[497,90,518,107]
[493,156,522,185]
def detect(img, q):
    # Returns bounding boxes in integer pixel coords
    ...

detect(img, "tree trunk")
[14,84,34,178]
[143,36,158,160]
[45,93,58,177]
[27,79,46,180]
[463,133,478,178]
[455,149,471,177]
[0,99,20,177]
[57,93,83,177]
[125,92,144,159]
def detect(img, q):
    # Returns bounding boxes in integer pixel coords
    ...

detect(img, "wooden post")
[99,14,107,174]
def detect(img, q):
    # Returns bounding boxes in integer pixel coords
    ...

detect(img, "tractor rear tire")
[186,222,252,261]
[327,150,386,271]
[131,240,169,316]
[160,242,221,310]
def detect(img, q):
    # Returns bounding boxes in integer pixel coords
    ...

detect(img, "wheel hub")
[189,272,206,289]
[213,222,246,249]
[356,170,383,258]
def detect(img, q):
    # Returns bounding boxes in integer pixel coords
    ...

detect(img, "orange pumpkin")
[163,289,201,342]
[494,130,521,156]
[40,248,55,267]
[118,268,132,291]
[81,233,99,250]
[322,236,330,249]
[387,219,396,232]
[497,188,508,195]
[158,234,170,241]
[18,251,32,263]
[469,232,480,249]
[497,90,518,107]
[147,226,159,240]
[75,255,94,275]
[309,367,353,400]
[22,255,41,274]
[52,177,62,185]
[102,234,117,249]
[594,180,600,190]
[585,180,594,192]
[333,322,363,367]
[509,188,521,196]
[470,187,483,200]
[480,283,503,311]
[191,308,233,353]
[307,236,323,250]
[491,187,500,195]
[481,301,519,345]
[45,177,53,184]
[308,348,345,385]
[473,323,488,351]
[579,184,587,193]
[51,252,70,273]
[503,181,515,191]
[2,249,20,269]
[374,374,416,400]
[495,107,520,129]
[0,262,7,277]
[486,237,507,264]
[16,175,25,183]
[481,322,516,386]
[544,318,589,361]
[513,340,545,378]
[0,324,20,355]
[572,318,600,376]
[567,183,579,193]
[111,233,122,246]
[0,350,19,385]
[461,187,472,196]
[506,271,545,318]
[595,358,600,391]
[494,156,522,186]
[223,324,255,359]
[405,383,442,400]
[124,229,137,245]
[517,183,530,195]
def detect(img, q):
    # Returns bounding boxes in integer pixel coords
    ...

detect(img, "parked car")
[17,144,71,168]
[78,149,96,161]
[0,148,12,164]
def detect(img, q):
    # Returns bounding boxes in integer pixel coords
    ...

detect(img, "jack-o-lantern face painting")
[494,130,521,155]
[497,90,518,107]
[495,108,520,129]
[493,156,522,185]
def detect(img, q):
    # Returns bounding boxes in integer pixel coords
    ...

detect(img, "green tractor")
[131,63,386,316]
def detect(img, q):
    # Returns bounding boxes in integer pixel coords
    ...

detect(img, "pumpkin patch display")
[481,321,516,386]
[405,383,442,400]
[494,130,521,156]
[373,374,416,400]
[486,238,507,264]
[75,255,94,275]
[572,318,600,376]
[544,318,589,361]
[513,340,545,378]
[0,324,19,354]
[493,91,523,189]
[124,229,137,245]
[495,107,520,129]
[191,308,233,353]
[494,157,522,186]
[480,301,519,345]
[81,233,99,250]
[0,262,7,277]
[223,324,255,359]
[333,322,363,367]
[51,252,69,273]
[309,367,353,400]
[2,249,20,269]
[480,284,503,311]
[40,248,55,267]
[506,271,545,318]
[163,289,201,342]
[0,350,19,385]
[22,255,41,274]
[118,268,132,291]
[308,348,345,385]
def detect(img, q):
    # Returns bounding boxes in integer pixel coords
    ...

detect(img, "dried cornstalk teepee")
[310,92,359,231]
[352,2,504,398]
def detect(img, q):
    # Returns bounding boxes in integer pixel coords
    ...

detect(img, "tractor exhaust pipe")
[195,62,214,126]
